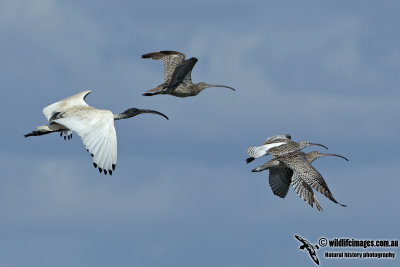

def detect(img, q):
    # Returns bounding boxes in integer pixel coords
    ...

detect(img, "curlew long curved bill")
[309,143,328,150]
[320,153,349,161]
[137,109,169,120]
[206,84,236,91]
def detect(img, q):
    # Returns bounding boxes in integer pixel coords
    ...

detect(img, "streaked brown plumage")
[246,134,327,163]
[252,150,348,211]
[142,50,235,97]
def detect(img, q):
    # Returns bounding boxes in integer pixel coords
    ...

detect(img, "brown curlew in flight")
[141,50,235,97]
[252,150,348,211]
[246,134,328,163]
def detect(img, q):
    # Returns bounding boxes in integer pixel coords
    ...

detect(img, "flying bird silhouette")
[294,235,320,265]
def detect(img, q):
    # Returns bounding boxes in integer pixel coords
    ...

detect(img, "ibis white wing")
[43,90,91,121]
[54,109,117,175]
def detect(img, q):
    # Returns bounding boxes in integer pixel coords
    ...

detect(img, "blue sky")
[1,0,399,266]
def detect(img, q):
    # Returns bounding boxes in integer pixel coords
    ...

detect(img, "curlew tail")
[246,157,255,164]
[143,92,162,96]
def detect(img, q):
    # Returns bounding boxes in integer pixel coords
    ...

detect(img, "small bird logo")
[294,235,320,265]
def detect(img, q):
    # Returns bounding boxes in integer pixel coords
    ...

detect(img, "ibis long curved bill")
[136,109,169,120]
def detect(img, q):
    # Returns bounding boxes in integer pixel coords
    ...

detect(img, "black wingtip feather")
[142,51,182,59]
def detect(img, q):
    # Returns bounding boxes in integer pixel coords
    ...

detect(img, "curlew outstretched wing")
[291,173,323,211]
[306,170,346,207]
[264,134,291,144]
[164,57,198,91]
[142,51,185,83]
[53,109,117,175]
[268,166,292,198]
[280,151,346,207]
